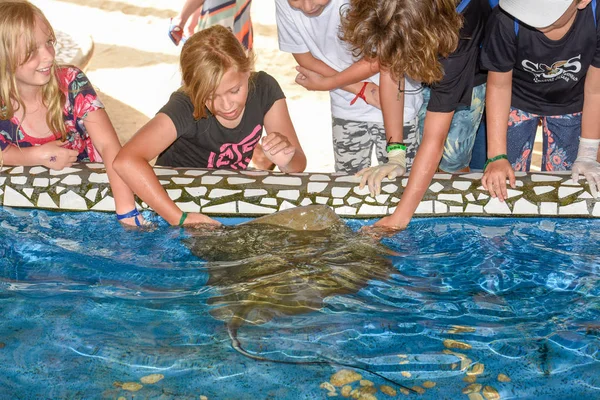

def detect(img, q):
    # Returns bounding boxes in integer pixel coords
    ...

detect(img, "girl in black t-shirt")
[114,25,307,226]
[481,0,600,200]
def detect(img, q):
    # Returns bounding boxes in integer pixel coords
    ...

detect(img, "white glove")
[572,137,600,198]
[356,148,406,197]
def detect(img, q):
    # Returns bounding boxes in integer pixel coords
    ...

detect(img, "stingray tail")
[226,324,416,393]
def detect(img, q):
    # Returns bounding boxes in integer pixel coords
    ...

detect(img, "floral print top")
[0,66,104,162]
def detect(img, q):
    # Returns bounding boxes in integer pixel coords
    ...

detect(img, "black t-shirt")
[156,71,285,169]
[427,0,492,113]
[480,5,600,115]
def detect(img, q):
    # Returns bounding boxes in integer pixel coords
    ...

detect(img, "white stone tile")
[401,178,409,187]
[540,202,558,215]
[484,198,511,214]
[200,199,210,206]
[300,198,313,206]
[86,163,104,169]
[37,193,58,209]
[154,168,179,176]
[316,197,329,204]
[465,204,484,213]
[336,206,357,216]
[506,189,523,199]
[167,189,182,200]
[381,184,398,194]
[91,196,116,211]
[391,196,400,203]
[212,170,236,175]
[277,190,300,201]
[335,175,361,183]
[240,170,268,176]
[459,172,483,180]
[358,204,388,215]
[365,196,376,203]
[56,186,65,194]
[2,187,33,207]
[375,194,389,204]
[172,177,195,185]
[534,186,555,196]
[433,173,452,180]
[263,176,302,186]
[307,182,328,193]
[60,190,87,210]
[515,180,524,188]
[22,188,33,199]
[477,193,489,200]
[10,176,27,185]
[279,201,297,211]
[184,170,208,176]
[476,185,485,191]
[559,201,589,216]
[159,180,170,185]
[0,177,5,185]
[244,189,267,197]
[353,186,370,196]
[331,186,351,198]
[593,202,600,217]
[429,182,444,193]
[61,175,82,185]
[438,193,463,203]
[202,202,236,214]
[415,200,433,214]
[512,198,538,215]
[9,166,24,174]
[260,198,278,206]
[558,187,583,199]
[309,174,331,181]
[89,173,109,183]
[434,201,448,214]
[453,181,473,191]
[333,199,344,205]
[201,176,223,185]
[227,177,255,185]
[531,174,563,182]
[347,196,361,205]
[101,188,108,197]
[50,178,60,185]
[49,167,81,175]
[514,171,527,177]
[85,188,98,201]
[578,191,594,199]
[450,206,464,213]
[176,202,201,212]
[185,187,208,197]
[209,188,242,199]
[562,178,582,186]
[238,201,276,214]
[466,193,475,202]
[29,166,47,174]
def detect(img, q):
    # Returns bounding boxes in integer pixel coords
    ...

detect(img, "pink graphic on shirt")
[207,124,262,169]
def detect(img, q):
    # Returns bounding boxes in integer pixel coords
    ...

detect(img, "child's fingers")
[508,168,517,188]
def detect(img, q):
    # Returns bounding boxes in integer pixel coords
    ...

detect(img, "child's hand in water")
[261,132,296,172]
[38,140,79,170]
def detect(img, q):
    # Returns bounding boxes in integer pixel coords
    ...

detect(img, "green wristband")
[178,212,188,226]
[483,154,508,172]
[386,143,407,153]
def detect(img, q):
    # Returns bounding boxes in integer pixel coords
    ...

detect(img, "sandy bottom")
[35,0,541,172]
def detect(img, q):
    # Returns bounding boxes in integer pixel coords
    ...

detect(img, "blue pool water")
[0,207,599,399]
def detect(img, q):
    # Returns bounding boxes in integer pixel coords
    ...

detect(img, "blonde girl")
[114,25,306,226]
[0,1,143,226]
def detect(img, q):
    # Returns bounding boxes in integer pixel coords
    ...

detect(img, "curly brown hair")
[340,0,463,84]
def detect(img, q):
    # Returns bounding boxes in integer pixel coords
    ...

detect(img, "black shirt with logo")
[427,0,493,113]
[481,4,600,115]
[156,71,285,169]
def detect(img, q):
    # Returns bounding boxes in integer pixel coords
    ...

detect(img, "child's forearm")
[380,71,405,143]
[388,111,454,227]
[1,145,42,166]
[177,0,206,23]
[582,66,600,141]
[486,71,513,157]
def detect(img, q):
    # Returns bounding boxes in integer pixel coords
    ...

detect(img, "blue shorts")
[417,83,486,172]
[506,108,581,171]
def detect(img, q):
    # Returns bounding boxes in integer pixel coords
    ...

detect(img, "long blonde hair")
[0,1,67,140]
[180,25,255,119]
[340,0,463,84]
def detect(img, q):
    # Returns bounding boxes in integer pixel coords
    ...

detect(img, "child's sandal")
[116,208,142,227]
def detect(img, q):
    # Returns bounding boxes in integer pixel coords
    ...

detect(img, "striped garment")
[198,0,253,50]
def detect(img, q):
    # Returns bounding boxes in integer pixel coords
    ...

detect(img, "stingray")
[184,205,414,390]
